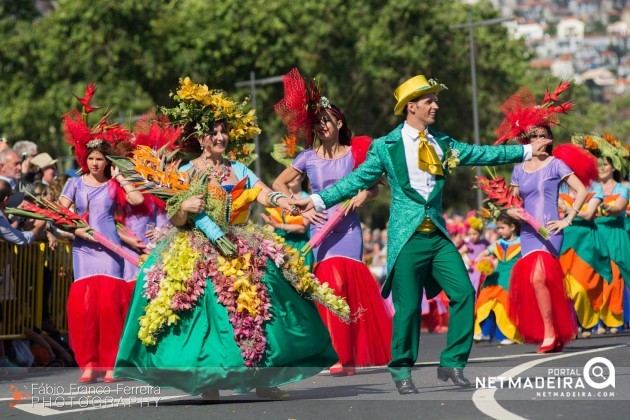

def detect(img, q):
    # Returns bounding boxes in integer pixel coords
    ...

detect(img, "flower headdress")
[465,215,484,233]
[270,134,304,167]
[494,81,574,145]
[63,83,133,172]
[274,67,339,148]
[572,132,629,179]
[161,77,260,163]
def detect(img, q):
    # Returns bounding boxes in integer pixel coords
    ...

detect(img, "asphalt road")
[1,331,628,419]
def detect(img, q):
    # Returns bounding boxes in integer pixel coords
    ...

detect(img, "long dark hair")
[604,156,622,183]
[87,140,113,178]
[180,120,229,155]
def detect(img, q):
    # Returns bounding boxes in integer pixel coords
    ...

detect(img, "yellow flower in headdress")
[164,77,262,164]
[466,216,484,232]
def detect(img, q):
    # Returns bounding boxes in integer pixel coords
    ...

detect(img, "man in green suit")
[292,75,551,394]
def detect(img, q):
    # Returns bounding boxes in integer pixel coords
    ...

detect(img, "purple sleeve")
[291,149,309,173]
[510,165,521,187]
[61,177,77,202]
[555,158,573,180]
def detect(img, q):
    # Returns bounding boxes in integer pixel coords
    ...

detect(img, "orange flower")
[604,132,618,146]
[283,135,298,158]
[585,136,599,151]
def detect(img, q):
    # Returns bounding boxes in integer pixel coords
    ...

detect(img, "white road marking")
[472,344,626,420]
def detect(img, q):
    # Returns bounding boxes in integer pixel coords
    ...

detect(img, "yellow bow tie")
[417,131,443,176]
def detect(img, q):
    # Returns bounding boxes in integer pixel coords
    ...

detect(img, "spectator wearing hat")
[31,153,57,186]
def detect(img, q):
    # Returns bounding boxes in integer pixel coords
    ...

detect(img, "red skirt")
[508,251,576,344]
[67,276,135,370]
[314,256,393,366]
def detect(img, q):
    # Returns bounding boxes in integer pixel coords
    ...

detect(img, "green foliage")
[1,0,626,217]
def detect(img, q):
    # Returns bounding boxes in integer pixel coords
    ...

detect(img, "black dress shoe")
[394,378,419,395]
[437,367,471,387]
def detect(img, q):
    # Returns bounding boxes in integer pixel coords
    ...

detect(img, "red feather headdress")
[494,81,574,145]
[132,114,181,151]
[275,67,334,148]
[63,83,132,171]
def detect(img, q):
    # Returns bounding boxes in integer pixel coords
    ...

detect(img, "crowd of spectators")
[0,138,76,375]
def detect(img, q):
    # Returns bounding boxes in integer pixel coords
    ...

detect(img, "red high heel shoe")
[537,337,563,354]
[330,363,356,376]
[78,370,97,383]
[103,370,118,383]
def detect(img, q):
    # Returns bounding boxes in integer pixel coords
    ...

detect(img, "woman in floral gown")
[114,78,342,401]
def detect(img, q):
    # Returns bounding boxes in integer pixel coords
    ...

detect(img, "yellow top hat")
[393,75,447,116]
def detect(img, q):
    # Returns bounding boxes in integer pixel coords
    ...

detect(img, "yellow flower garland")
[138,232,200,345]
[217,253,262,316]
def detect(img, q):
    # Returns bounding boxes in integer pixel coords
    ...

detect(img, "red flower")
[74,83,101,114]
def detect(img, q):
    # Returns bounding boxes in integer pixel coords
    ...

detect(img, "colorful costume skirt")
[559,220,611,329]
[314,256,393,367]
[67,275,134,370]
[114,249,337,395]
[474,258,520,342]
[508,251,577,344]
[595,217,630,328]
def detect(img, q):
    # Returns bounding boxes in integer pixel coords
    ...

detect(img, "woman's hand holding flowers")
[181,194,206,214]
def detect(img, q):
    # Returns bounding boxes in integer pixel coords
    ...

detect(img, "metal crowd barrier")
[0,240,72,339]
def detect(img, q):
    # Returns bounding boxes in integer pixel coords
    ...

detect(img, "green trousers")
[388,231,475,382]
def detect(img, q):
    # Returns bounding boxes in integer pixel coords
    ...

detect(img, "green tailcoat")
[319,124,524,298]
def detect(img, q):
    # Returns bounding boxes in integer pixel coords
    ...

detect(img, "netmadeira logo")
[475,357,616,398]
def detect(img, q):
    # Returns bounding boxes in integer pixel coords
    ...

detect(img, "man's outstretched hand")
[289,197,315,213]
[530,138,553,158]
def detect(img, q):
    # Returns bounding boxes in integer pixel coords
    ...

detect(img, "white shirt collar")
[402,122,428,142]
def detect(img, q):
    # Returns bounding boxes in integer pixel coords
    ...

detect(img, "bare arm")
[272,166,301,198]
[547,174,587,234]
[603,193,628,216]
[253,179,296,214]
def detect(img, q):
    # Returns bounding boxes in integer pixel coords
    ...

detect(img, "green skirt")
[596,217,630,287]
[114,251,337,395]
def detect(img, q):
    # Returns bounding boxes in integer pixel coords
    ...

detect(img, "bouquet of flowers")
[476,167,550,240]
[6,195,140,266]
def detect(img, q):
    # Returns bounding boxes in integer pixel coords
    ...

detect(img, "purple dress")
[291,147,393,367]
[511,158,573,257]
[61,177,124,281]
[292,148,362,262]
[61,176,132,371]
[122,206,151,280]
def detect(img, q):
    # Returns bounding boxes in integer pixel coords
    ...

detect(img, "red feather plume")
[274,67,322,148]
[494,81,574,145]
[133,114,181,150]
[552,143,598,187]
[350,135,373,169]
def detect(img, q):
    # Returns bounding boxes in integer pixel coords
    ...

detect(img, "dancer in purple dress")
[506,126,587,353]
[60,94,145,383]
[274,69,393,376]
[492,82,595,353]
